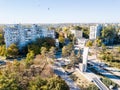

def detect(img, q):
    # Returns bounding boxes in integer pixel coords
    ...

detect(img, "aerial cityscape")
[0,0,120,90]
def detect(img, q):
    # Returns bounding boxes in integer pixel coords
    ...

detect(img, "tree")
[41,47,47,56]
[101,44,107,53]
[73,26,82,30]
[0,72,20,90]
[13,60,20,72]
[67,42,73,52]
[69,50,78,66]
[118,46,120,53]
[7,44,19,58]
[25,50,34,68]
[28,76,47,90]
[77,49,82,62]
[62,46,69,57]
[58,36,65,44]
[102,26,115,44]
[0,45,6,56]
[49,47,56,59]
[82,27,89,39]
[28,44,40,55]
[47,76,69,90]
[95,38,102,47]
[86,40,93,47]
[0,33,4,45]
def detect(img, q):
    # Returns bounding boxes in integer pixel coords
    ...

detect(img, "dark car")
[0,61,6,65]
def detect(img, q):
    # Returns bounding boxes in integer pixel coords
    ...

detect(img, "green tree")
[28,44,40,55]
[47,76,69,90]
[82,27,89,39]
[28,76,47,90]
[0,33,4,45]
[73,26,82,30]
[102,26,115,44]
[7,44,19,58]
[0,72,20,90]
[25,50,34,68]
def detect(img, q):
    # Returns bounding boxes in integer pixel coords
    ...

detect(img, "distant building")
[70,30,83,38]
[4,24,55,48]
[77,38,88,48]
[89,24,102,39]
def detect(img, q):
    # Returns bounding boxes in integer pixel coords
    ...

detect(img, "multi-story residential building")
[89,24,102,39]
[4,24,55,48]
[70,30,83,38]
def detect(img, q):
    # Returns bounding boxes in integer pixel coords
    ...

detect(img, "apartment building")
[89,24,102,39]
[4,24,55,48]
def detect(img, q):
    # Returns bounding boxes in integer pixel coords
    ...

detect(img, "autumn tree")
[69,50,78,67]
[62,46,69,57]
[25,50,34,68]
[7,44,19,58]
[94,38,102,47]
[58,36,65,44]
[86,40,93,47]
[77,49,82,62]
[49,47,56,59]
[41,47,47,56]
[0,45,6,56]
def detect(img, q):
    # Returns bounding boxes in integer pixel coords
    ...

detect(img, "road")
[93,77,109,90]
[88,60,120,86]
[76,68,109,90]
[53,61,80,90]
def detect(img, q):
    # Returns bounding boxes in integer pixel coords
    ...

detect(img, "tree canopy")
[7,44,19,58]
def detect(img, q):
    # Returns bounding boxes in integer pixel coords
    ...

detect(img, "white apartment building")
[70,30,83,38]
[89,24,102,39]
[4,24,55,48]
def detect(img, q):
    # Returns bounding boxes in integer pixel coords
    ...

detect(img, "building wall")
[4,24,55,48]
[70,30,83,38]
[89,25,102,40]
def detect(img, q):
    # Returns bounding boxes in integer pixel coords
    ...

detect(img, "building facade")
[4,24,55,48]
[70,30,83,39]
[89,24,102,40]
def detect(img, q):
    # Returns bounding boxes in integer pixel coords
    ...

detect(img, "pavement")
[53,61,80,90]
[76,68,109,90]
[88,55,120,86]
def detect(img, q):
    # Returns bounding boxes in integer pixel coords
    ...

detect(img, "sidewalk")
[53,61,80,90]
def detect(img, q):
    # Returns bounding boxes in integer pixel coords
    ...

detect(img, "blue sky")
[0,0,120,24]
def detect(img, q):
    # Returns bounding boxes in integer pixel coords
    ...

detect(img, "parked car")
[0,60,6,65]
